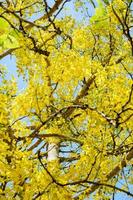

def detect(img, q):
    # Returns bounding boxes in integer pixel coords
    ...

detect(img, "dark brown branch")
[84,148,133,196]
[114,84,133,127]
[63,75,95,118]
[0,4,48,29]
[30,133,83,145]
[112,6,133,55]
[121,84,133,110]
[26,0,64,29]
[0,47,20,60]
[32,182,52,200]
[37,153,133,198]
[29,104,89,137]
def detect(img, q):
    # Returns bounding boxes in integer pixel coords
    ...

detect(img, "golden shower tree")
[0,0,133,199]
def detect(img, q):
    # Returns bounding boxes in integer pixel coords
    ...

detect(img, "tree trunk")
[47,143,59,161]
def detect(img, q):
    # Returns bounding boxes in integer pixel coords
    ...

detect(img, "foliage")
[0,18,19,49]
[0,0,133,199]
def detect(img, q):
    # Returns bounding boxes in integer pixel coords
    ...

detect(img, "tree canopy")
[0,0,133,199]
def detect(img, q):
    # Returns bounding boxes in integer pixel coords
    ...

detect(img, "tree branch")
[0,47,20,60]
[26,0,64,29]
[85,148,133,196]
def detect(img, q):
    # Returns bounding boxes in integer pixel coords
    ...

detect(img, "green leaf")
[0,18,19,49]
[3,34,19,49]
[0,18,10,33]
[0,34,8,47]
[90,0,107,26]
